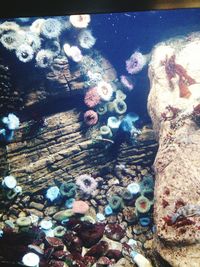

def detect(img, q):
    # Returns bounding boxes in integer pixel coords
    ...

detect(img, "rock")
[105,224,125,241]
[25,208,44,218]
[29,202,44,211]
[72,201,89,215]
[45,237,64,250]
[148,35,200,266]
[44,206,59,216]
[123,207,137,224]
[113,257,135,267]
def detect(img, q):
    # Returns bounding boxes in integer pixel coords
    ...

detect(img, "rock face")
[148,33,200,266]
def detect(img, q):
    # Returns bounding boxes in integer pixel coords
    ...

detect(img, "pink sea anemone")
[120,75,134,91]
[84,110,98,126]
[84,87,101,108]
[126,51,147,74]
[75,174,98,197]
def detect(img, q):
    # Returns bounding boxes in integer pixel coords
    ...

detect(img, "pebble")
[5,220,15,229]
[72,200,89,214]
[25,208,44,218]
[44,206,59,216]
[29,202,44,211]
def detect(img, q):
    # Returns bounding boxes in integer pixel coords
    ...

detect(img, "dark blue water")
[90,9,200,122]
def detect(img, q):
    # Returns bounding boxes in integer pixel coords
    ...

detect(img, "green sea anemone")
[100,125,112,139]
[96,103,108,115]
[108,195,124,211]
[16,217,32,227]
[135,196,151,214]
[113,99,127,115]
[59,182,76,198]
[115,89,127,101]
[121,189,133,201]
[140,175,154,191]
[53,225,66,237]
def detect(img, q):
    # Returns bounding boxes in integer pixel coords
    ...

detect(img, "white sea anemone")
[16,44,34,63]
[63,44,83,62]
[63,43,71,57]
[2,175,17,189]
[97,81,113,101]
[0,31,21,50]
[35,49,54,68]
[70,46,83,62]
[30,18,45,34]
[46,186,60,202]
[41,18,62,39]
[40,220,53,230]
[24,32,41,51]
[69,14,90,28]
[78,29,96,49]
[2,113,20,130]
[22,252,40,267]
[0,21,20,35]
[107,116,121,131]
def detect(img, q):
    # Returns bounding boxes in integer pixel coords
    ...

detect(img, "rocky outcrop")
[148,33,200,266]
[2,109,157,193]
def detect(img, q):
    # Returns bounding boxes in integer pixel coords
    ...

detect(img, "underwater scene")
[0,8,200,267]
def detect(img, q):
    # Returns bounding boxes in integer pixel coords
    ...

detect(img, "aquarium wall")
[0,9,200,267]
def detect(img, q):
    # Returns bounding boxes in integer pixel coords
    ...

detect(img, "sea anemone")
[63,43,71,57]
[84,87,101,108]
[35,49,54,68]
[135,196,151,214]
[126,51,147,74]
[108,195,124,211]
[69,14,91,28]
[2,175,17,189]
[115,90,127,101]
[120,75,134,91]
[2,113,20,130]
[46,186,60,202]
[100,125,112,139]
[75,174,98,197]
[0,31,21,50]
[97,81,113,101]
[16,44,34,63]
[113,99,127,114]
[78,29,96,49]
[41,18,62,39]
[30,18,45,34]
[59,182,76,198]
[22,253,40,267]
[0,21,20,34]
[84,110,98,126]
[24,32,41,51]
[107,116,121,131]
[96,103,108,115]
[69,46,83,62]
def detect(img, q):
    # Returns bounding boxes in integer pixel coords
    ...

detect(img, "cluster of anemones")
[83,81,114,126]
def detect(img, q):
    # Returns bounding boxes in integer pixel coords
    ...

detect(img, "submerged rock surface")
[148,33,200,266]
